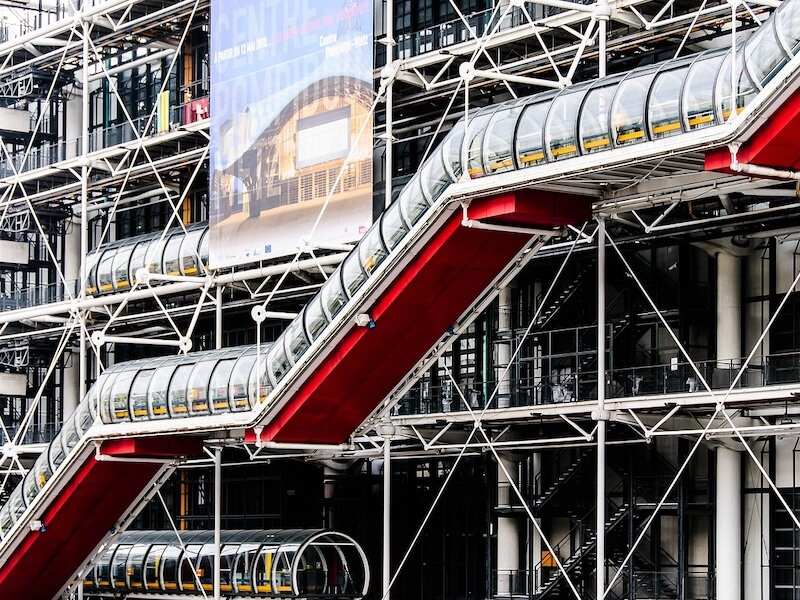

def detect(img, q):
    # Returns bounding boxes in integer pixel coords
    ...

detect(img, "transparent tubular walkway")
[83,529,368,598]
[2,0,798,553]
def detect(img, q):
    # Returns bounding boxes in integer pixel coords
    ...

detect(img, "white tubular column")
[715,246,743,599]
[715,446,741,600]
[62,217,81,416]
[497,287,513,409]
[716,251,742,371]
[497,454,521,596]
[596,218,607,599]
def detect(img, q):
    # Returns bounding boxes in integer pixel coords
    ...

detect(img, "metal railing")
[0,95,209,179]
[396,351,800,416]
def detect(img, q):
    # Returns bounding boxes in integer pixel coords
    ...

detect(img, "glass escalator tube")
[609,66,659,147]
[464,106,498,178]
[516,98,551,167]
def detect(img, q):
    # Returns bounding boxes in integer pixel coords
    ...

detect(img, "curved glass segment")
[545,85,589,161]
[83,529,369,598]
[682,51,726,131]
[648,64,691,139]
[579,80,620,154]
[516,100,550,167]
[610,69,656,146]
[484,101,526,173]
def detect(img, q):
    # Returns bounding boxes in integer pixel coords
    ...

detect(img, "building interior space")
[3,0,800,599]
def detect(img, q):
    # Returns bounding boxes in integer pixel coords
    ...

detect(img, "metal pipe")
[596,217,607,600]
[79,16,90,404]
[385,0,394,210]
[87,49,175,82]
[383,432,391,600]
[216,285,223,350]
[213,253,347,285]
[214,446,222,600]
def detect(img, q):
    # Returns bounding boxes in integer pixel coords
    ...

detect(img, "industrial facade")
[0,1,799,599]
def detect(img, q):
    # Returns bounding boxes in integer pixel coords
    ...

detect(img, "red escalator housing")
[249,190,592,444]
[0,436,203,600]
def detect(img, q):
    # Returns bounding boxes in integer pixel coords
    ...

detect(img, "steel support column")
[596,217,607,599]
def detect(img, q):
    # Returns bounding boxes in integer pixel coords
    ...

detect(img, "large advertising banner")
[209,0,373,269]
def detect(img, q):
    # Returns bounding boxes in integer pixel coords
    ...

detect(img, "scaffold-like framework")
[0,1,799,599]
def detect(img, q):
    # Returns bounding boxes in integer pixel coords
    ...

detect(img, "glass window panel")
[284,313,310,365]
[610,71,656,146]
[163,234,184,276]
[516,101,549,166]
[180,544,202,591]
[27,453,50,504]
[545,89,585,161]
[716,49,758,120]
[359,223,388,277]
[745,21,789,85]
[99,372,117,424]
[210,358,236,412]
[61,408,81,451]
[86,251,101,294]
[161,546,182,591]
[168,364,192,417]
[465,111,494,177]
[111,544,133,589]
[341,250,367,298]
[180,229,204,276]
[145,544,167,590]
[197,544,215,590]
[127,544,148,589]
[22,468,39,510]
[419,151,452,201]
[398,178,429,227]
[320,271,347,320]
[484,104,523,173]
[48,431,69,473]
[145,237,167,275]
[0,505,13,538]
[198,230,210,270]
[233,544,259,593]
[683,52,725,131]
[220,544,239,591]
[777,0,800,52]
[97,248,117,293]
[148,365,172,419]
[268,341,292,384]
[75,394,96,435]
[249,355,272,406]
[255,547,280,593]
[8,487,27,520]
[649,66,689,139]
[130,369,154,421]
[303,295,328,342]
[95,549,114,588]
[129,241,148,287]
[380,200,409,252]
[579,85,615,154]
[112,247,133,291]
[188,360,214,415]
[110,370,135,422]
[441,120,465,179]
[230,353,257,409]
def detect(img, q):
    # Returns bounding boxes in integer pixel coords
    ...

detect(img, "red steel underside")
[252,190,591,444]
[0,437,202,600]
[705,91,800,173]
